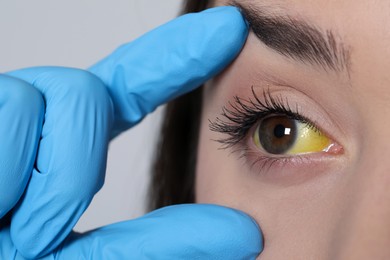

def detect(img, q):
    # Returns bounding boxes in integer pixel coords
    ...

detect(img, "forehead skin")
[196,0,390,259]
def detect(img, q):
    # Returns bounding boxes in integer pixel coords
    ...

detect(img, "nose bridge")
[331,143,390,259]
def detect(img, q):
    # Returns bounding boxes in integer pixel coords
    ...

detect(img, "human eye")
[252,115,330,155]
[209,87,342,171]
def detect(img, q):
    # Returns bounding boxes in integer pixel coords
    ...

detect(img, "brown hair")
[149,0,211,210]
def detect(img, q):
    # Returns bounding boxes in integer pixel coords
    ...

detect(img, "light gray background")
[0,0,183,232]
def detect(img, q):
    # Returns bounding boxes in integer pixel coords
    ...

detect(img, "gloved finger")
[6,67,114,259]
[89,6,249,139]
[56,204,263,260]
[0,75,44,219]
[0,226,18,259]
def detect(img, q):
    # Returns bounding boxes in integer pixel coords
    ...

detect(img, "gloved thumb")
[56,204,263,260]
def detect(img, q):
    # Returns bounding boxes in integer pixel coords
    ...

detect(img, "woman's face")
[196,0,390,258]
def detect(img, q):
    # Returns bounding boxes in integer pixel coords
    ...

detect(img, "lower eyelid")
[240,140,344,186]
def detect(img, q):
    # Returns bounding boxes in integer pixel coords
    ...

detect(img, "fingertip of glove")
[198,204,264,258]
[171,6,249,87]
[0,74,44,109]
[198,6,249,45]
[202,6,248,26]
[147,204,263,259]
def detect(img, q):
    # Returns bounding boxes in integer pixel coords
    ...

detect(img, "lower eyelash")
[240,147,309,173]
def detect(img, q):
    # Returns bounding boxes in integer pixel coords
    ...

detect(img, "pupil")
[274,124,286,138]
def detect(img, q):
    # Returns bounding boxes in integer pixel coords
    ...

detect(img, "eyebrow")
[231,1,351,74]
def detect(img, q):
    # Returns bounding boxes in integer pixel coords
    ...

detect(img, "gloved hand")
[1,67,114,259]
[1,204,262,259]
[0,6,263,259]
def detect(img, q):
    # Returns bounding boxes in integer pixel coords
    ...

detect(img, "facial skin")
[196,0,390,259]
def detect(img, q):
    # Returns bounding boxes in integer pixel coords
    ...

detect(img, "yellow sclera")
[287,124,330,154]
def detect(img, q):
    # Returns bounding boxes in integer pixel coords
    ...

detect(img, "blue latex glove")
[0,75,44,219]
[3,67,114,259]
[1,204,262,259]
[0,6,263,259]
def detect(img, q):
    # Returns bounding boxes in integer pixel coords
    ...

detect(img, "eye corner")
[323,141,344,155]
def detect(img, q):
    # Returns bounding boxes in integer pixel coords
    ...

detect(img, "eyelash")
[208,87,320,169]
